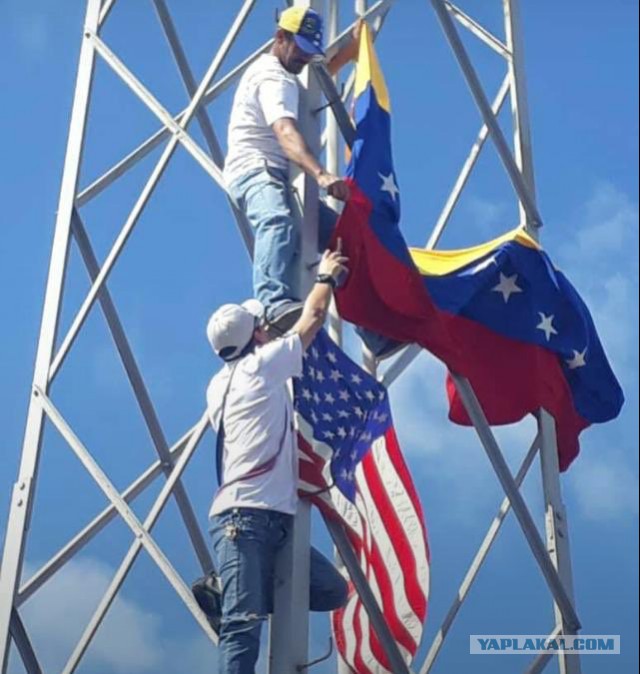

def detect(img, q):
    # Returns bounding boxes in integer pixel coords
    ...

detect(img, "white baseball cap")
[206,299,265,361]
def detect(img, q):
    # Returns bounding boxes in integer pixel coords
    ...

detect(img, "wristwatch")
[315,273,337,288]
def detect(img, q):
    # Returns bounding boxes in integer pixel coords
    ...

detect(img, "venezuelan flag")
[411,228,623,470]
[334,25,463,370]
[334,27,623,470]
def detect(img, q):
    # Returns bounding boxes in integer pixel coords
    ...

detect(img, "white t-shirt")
[207,334,303,517]
[223,54,299,188]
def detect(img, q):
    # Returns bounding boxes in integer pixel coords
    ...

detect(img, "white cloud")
[558,182,639,379]
[464,196,513,237]
[10,557,218,674]
[556,183,639,522]
[568,453,639,523]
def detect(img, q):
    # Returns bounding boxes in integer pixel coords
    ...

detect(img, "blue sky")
[0,1,637,673]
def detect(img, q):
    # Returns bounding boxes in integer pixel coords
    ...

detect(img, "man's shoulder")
[240,334,299,373]
[245,54,297,86]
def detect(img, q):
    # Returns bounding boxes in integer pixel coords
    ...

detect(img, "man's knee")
[309,548,350,612]
[220,611,266,639]
[325,574,349,611]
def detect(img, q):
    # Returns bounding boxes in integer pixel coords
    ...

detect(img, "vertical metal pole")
[326,0,342,346]
[357,0,378,380]
[504,3,581,671]
[324,4,349,674]
[0,2,102,671]
[268,2,322,670]
[538,412,582,674]
[503,0,536,230]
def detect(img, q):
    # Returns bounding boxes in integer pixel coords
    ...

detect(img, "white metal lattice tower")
[0,2,583,673]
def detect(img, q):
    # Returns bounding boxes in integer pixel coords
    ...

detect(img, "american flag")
[294,330,430,673]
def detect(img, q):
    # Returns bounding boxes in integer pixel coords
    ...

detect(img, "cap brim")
[293,34,324,56]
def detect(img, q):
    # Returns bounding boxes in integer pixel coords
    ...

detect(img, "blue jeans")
[228,166,337,321]
[210,507,348,674]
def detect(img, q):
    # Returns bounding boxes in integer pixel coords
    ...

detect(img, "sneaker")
[192,572,222,632]
[268,301,304,336]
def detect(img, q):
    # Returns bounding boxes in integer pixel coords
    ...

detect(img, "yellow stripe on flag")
[353,23,391,113]
[410,227,541,277]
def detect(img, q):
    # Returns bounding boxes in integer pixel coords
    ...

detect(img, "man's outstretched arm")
[271,117,350,201]
[292,244,349,351]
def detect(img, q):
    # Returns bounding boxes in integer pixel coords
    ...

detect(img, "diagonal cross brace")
[48,0,257,382]
[33,389,218,672]
[420,434,540,673]
[151,0,254,255]
[430,0,542,228]
[17,425,195,606]
[451,374,580,630]
[71,210,213,573]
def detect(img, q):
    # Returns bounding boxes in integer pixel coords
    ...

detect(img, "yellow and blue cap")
[278,7,324,56]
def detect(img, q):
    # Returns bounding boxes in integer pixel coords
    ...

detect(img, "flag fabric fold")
[295,330,429,673]
[333,25,623,470]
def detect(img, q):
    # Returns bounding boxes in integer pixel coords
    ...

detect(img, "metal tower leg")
[539,413,582,674]
[504,2,582,670]
[268,1,323,670]
[0,2,102,671]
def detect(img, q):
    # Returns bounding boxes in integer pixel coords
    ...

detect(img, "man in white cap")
[205,246,349,673]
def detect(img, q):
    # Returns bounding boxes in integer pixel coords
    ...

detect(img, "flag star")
[323,430,335,440]
[349,427,356,437]
[379,171,400,202]
[492,272,523,303]
[338,389,350,402]
[312,392,321,404]
[351,373,362,385]
[303,351,309,360]
[347,470,355,482]
[310,411,319,423]
[354,406,364,418]
[378,391,386,402]
[316,370,325,383]
[470,254,498,275]
[350,450,358,461]
[334,447,342,458]
[340,468,349,480]
[536,312,558,342]
[378,413,388,423]
[337,427,347,438]
[364,390,376,401]
[566,348,587,370]
[324,392,335,404]
[311,347,319,359]
[337,410,350,419]
[308,367,316,380]
[322,412,333,422]
[329,369,342,382]
[327,351,338,364]
[302,388,312,400]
